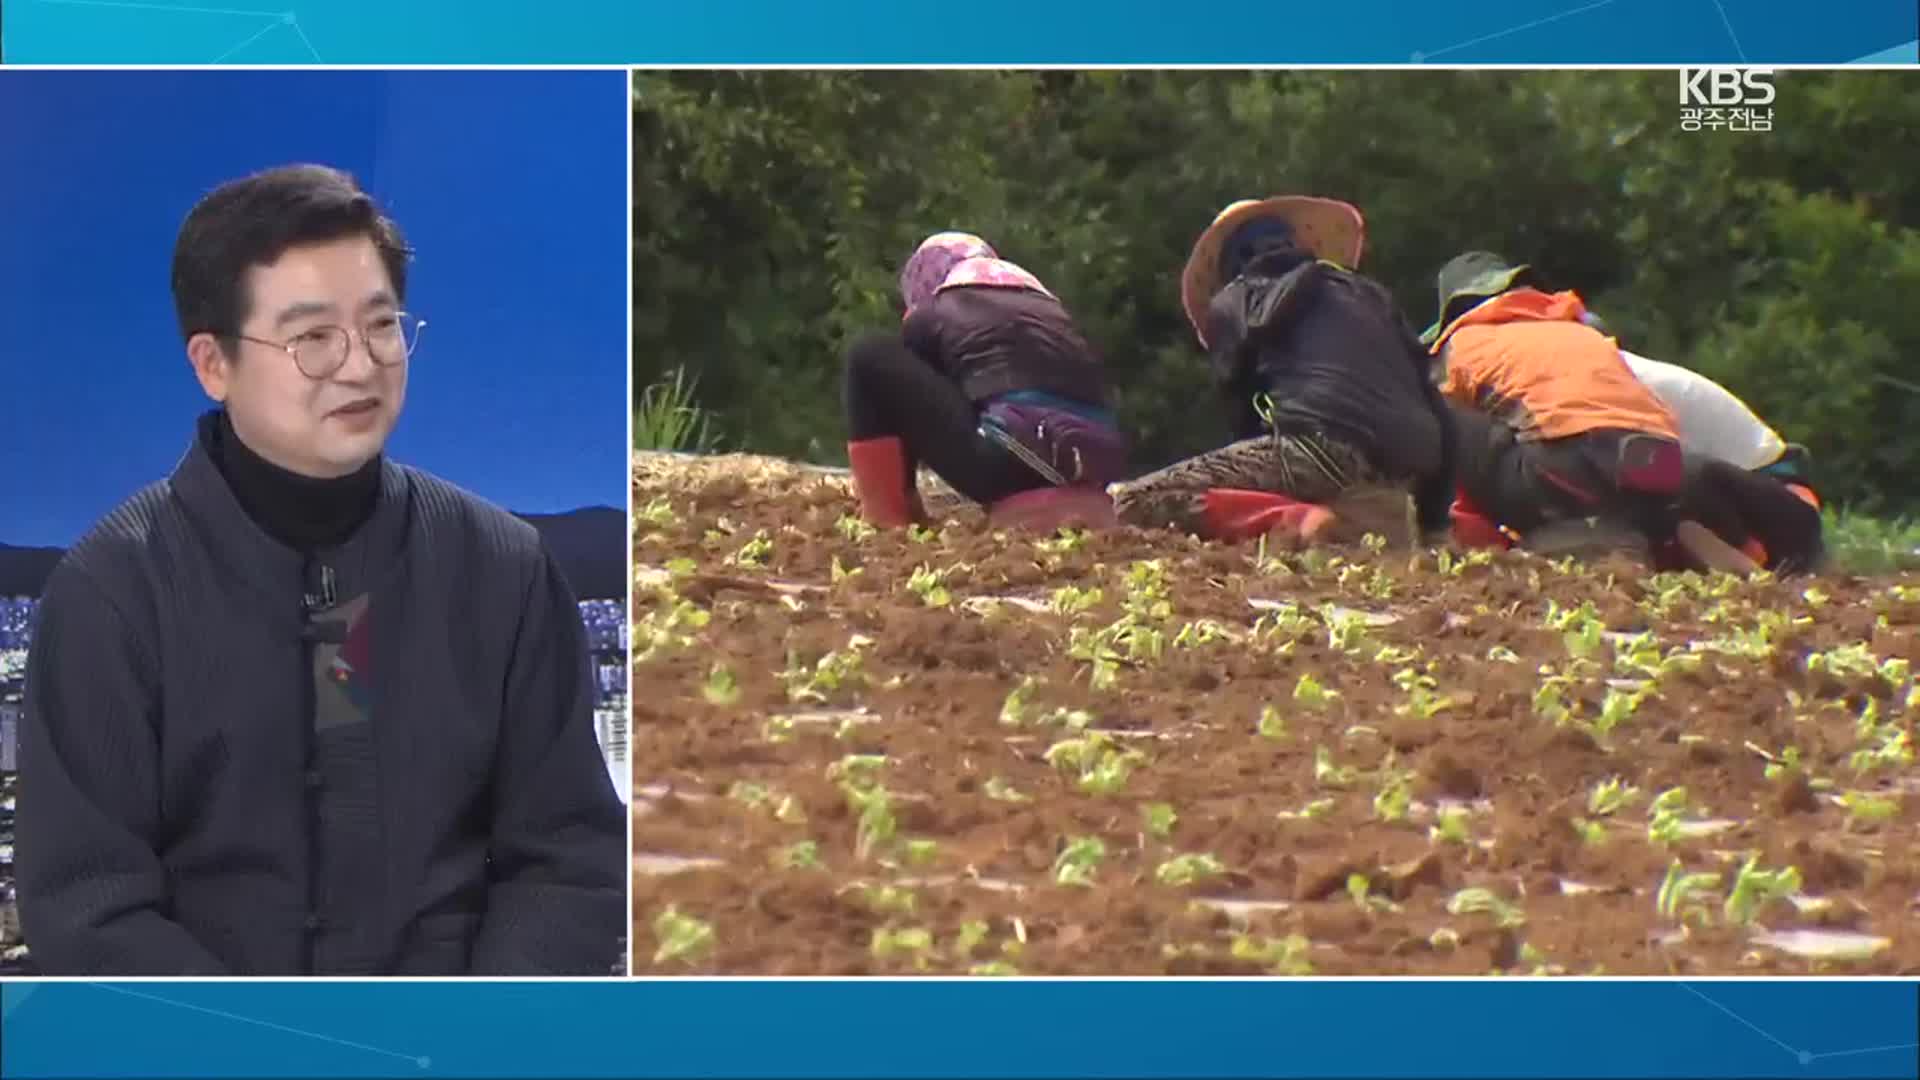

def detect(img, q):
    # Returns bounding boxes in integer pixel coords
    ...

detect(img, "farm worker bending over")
[1420,251,1757,574]
[1621,351,1826,575]
[1108,197,1458,547]
[842,231,1128,528]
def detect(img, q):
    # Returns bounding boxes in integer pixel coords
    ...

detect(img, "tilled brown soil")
[630,453,1920,976]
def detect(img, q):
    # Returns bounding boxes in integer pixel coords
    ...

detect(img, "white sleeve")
[1619,351,1785,470]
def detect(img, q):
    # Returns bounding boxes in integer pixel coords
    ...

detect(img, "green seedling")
[701,663,741,706]
[835,514,877,543]
[662,556,697,578]
[1806,642,1879,681]
[1372,767,1415,822]
[1362,532,1389,555]
[1250,603,1315,643]
[1839,791,1900,828]
[982,776,1030,803]
[1762,745,1805,782]
[1042,706,1095,731]
[1314,746,1359,789]
[1277,798,1338,821]
[953,921,992,957]
[830,555,862,584]
[1044,732,1146,795]
[1656,860,1722,927]
[1543,598,1598,632]
[1346,874,1397,914]
[870,927,936,965]
[1294,673,1338,709]
[1430,805,1473,845]
[1034,528,1088,556]
[1646,786,1694,846]
[1174,619,1235,648]
[1229,934,1314,975]
[1258,704,1287,741]
[906,524,938,545]
[826,754,889,787]
[1803,586,1830,609]
[1563,618,1606,661]
[1531,679,1571,724]
[730,529,774,567]
[1571,817,1609,847]
[842,783,898,861]
[1053,836,1106,887]
[1142,802,1179,838]
[969,961,1021,976]
[728,781,771,806]
[651,907,715,965]
[636,496,678,528]
[1851,727,1914,775]
[903,839,940,868]
[1587,777,1639,817]
[1849,698,1914,774]
[1701,609,1808,658]
[1120,559,1173,616]
[1584,686,1646,742]
[905,564,953,608]
[1373,644,1420,666]
[998,677,1038,727]
[780,637,873,704]
[1050,584,1104,616]
[1156,853,1228,888]
[1320,607,1372,655]
[1428,927,1462,951]
[761,716,797,743]
[1445,887,1526,928]
[774,841,822,870]
[1395,684,1450,721]
[1723,854,1802,926]
[633,597,713,664]
[1486,645,1521,664]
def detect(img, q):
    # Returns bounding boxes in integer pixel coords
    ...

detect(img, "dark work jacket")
[17,427,625,976]
[901,285,1111,409]
[1204,250,1459,535]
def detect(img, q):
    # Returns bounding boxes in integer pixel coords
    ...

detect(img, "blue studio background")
[0,69,628,548]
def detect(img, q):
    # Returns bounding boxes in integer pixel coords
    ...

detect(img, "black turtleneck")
[201,409,382,553]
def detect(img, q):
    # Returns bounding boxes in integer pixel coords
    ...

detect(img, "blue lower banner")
[1,979,1915,1078]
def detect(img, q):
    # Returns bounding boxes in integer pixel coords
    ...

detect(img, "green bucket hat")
[1418,251,1541,346]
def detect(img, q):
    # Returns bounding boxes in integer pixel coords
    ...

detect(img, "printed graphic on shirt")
[311,593,373,732]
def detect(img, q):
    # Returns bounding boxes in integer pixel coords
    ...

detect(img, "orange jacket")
[1432,289,1679,442]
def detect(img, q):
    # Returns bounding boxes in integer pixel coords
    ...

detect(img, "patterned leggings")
[1110,431,1414,540]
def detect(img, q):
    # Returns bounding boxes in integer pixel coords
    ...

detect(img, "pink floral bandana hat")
[898,231,1056,316]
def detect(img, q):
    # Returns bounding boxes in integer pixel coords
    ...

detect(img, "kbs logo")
[1680,67,1776,105]
[1678,68,1776,133]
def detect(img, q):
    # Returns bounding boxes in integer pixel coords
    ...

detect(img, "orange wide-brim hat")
[1180,196,1366,347]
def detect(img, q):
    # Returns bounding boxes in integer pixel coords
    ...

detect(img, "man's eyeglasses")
[235,312,426,380]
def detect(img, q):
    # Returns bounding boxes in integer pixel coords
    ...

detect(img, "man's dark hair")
[171,163,412,345]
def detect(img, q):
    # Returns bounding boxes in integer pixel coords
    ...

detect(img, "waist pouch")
[1612,433,1685,498]
[1536,432,1685,520]
[979,400,1128,489]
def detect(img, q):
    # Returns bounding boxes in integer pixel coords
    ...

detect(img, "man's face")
[190,234,409,478]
